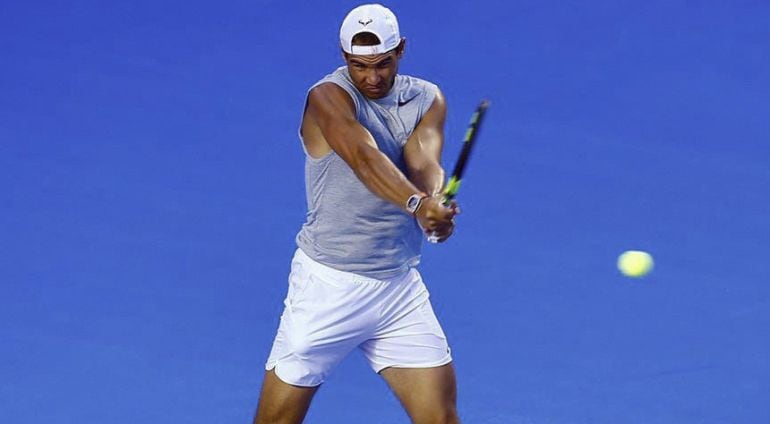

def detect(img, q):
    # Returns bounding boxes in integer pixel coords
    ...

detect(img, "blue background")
[2,0,768,422]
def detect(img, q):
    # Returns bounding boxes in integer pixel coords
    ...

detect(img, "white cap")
[339,4,401,55]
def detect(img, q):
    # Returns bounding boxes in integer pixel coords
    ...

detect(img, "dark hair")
[351,32,381,46]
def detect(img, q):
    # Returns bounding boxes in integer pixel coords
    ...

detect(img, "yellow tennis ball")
[617,250,654,277]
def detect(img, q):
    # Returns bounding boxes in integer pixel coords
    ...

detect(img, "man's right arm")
[306,83,453,230]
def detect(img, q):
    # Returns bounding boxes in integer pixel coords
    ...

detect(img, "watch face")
[407,194,422,213]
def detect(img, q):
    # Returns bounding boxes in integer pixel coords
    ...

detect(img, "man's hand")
[415,195,460,243]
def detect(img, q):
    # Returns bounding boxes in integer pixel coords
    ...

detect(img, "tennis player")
[254,4,460,423]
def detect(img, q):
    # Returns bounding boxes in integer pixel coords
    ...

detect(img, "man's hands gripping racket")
[426,99,490,243]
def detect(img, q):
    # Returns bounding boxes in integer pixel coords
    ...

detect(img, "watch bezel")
[406,193,426,215]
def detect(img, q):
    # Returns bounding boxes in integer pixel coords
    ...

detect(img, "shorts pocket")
[418,300,447,338]
[287,261,310,307]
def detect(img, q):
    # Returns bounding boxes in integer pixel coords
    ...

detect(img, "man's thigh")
[379,363,459,424]
[254,369,319,424]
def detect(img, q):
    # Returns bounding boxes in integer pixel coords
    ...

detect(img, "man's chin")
[361,86,388,99]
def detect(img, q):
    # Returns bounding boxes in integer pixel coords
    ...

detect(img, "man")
[255,4,460,423]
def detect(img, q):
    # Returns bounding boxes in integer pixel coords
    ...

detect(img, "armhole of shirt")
[418,81,439,122]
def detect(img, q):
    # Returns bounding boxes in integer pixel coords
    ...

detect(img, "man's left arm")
[404,89,447,196]
[404,89,459,242]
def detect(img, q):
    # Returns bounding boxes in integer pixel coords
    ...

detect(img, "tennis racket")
[427,99,490,243]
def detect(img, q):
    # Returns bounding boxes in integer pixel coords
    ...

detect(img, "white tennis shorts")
[265,248,452,387]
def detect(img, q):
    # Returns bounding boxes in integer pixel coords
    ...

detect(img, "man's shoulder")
[313,67,350,85]
[397,73,439,89]
[395,73,440,105]
[308,68,359,100]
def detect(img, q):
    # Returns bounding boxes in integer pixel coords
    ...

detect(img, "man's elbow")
[408,161,444,180]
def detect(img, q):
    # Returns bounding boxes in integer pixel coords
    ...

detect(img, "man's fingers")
[417,200,459,240]
[429,219,454,235]
[435,226,454,242]
[427,217,453,231]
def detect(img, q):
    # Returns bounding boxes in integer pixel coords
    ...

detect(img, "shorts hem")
[265,361,324,388]
[373,354,453,374]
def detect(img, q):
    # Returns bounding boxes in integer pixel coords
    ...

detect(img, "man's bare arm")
[404,90,447,196]
[403,89,458,242]
[306,82,424,212]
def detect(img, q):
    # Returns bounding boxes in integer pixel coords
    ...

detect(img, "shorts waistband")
[293,248,406,284]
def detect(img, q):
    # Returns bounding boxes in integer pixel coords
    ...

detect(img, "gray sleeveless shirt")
[296,66,439,279]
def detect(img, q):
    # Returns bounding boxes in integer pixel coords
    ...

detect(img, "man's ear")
[396,38,407,58]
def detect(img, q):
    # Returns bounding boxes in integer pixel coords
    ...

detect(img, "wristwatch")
[405,193,428,215]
